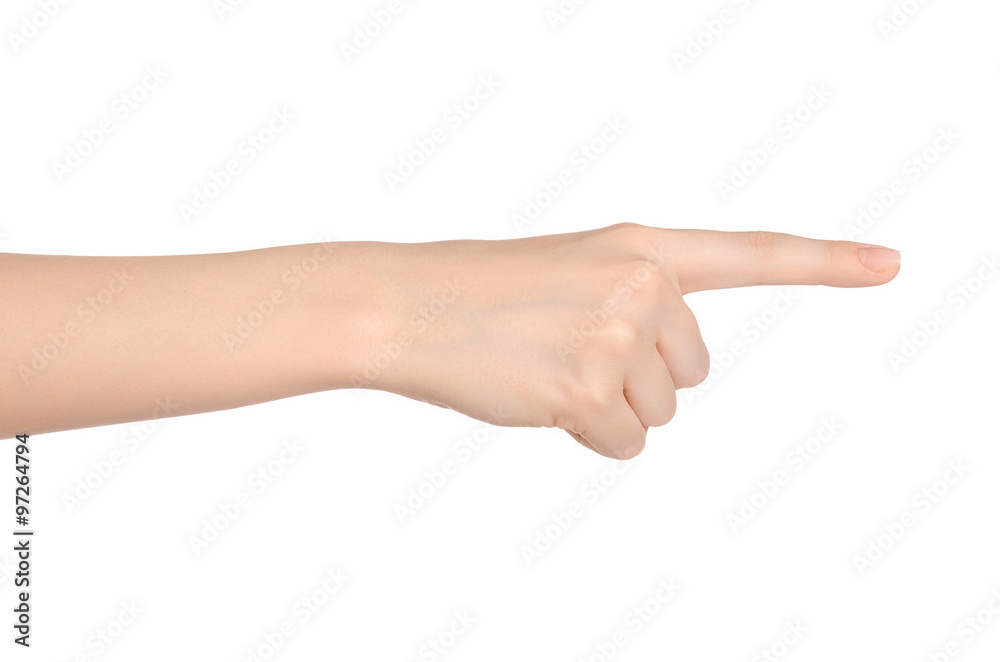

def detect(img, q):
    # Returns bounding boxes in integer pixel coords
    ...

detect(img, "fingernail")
[859,246,901,272]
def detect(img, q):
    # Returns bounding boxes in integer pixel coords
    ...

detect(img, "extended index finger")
[663,230,901,294]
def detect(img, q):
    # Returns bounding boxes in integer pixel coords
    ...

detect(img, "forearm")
[0,242,392,438]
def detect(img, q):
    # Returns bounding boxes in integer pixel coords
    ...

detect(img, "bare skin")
[0,224,900,458]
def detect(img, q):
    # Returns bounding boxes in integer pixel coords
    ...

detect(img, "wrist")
[305,240,408,392]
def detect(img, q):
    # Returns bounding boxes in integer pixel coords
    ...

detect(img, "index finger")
[663,230,901,294]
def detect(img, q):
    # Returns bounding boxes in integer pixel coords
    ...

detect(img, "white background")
[2,0,999,660]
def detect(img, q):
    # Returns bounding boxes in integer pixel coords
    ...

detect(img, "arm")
[0,241,385,437]
[0,224,900,457]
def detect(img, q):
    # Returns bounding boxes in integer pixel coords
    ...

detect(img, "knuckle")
[673,365,708,390]
[743,231,783,264]
[558,371,616,415]
[648,394,678,427]
[663,399,678,424]
[691,347,711,386]
[822,240,839,271]
[607,221,644,235]
[578,384,616,413]
[604,222,654,248]
[692,365,710,388]
[599,318,644,354]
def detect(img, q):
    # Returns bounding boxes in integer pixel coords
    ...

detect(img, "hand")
[361,223,901,459]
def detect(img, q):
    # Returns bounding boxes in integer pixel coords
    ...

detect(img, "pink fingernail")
[859,246,901,272]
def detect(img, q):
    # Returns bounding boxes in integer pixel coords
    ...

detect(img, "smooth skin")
[0,224,900,458]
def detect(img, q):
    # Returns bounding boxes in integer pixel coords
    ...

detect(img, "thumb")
[666,230,901,294]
